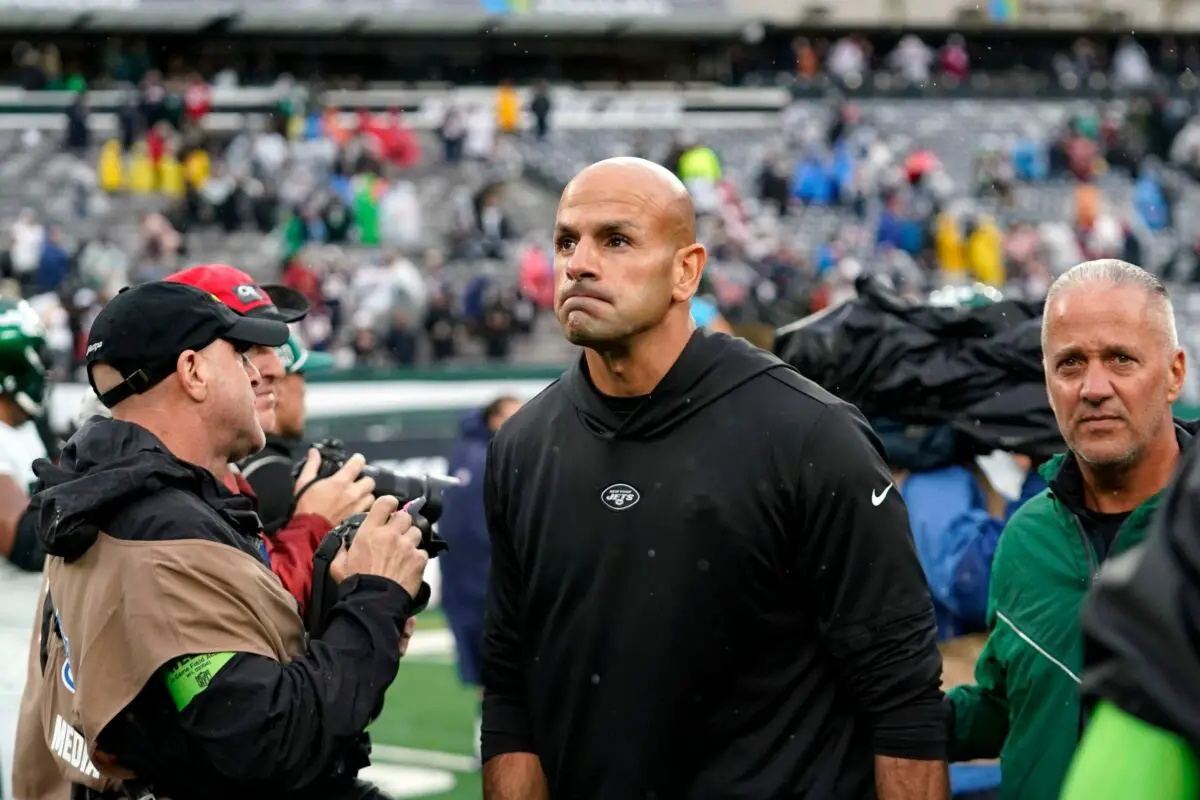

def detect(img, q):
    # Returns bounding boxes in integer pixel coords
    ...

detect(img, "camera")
[293,438,461,523]
[304,440,456,636]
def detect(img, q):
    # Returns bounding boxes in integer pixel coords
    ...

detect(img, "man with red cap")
[165,264,374,613]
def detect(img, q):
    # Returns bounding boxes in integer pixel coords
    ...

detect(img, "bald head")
[562,157,696,248]
[552,157,707,354]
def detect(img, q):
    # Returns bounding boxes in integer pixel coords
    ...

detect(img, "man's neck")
[119,411,229,478]
[1080,426,1181,514]
[584,319,694,398]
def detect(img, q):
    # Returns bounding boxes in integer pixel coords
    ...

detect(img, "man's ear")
[671,243,707,304]
[1167,347,1187,404]
[175,350,209,403]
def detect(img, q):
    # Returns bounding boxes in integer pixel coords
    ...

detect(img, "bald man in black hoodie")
[480,158,948,800]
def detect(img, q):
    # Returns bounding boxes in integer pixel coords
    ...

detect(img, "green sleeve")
[163,652,236,712]
[947,627,1010,761]
[946,507,1035,761]
[1062,701,1199,800]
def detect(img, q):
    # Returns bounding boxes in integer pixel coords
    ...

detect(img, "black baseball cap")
[86,282,290,409]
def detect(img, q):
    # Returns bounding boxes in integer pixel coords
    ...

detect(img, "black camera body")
[294,438,461,523]
[303,439,454,637]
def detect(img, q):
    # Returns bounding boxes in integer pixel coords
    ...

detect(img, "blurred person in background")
[947,260,1191,799]
[477,284,516,361]
[0,299,51,570]
[64,92,90,155]
[676,136,722,215]
[0,299,58,800]
[690,285,733,334]
[891,439,1046,798]
[900,449,1048,643]
[529,81,551,141]
[9,209,44,296]
[424,286,460,363]
[437,394,522,762]
[889,35,934,85]
[439,105,467,163]
[36,226,72,296]
[76,233,130,299]
[940,35,970,79]
[496,81,521,136]
[465,104,496,162]
[963,215,1004,287]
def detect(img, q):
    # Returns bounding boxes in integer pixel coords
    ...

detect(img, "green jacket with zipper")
[946,429,1191,800]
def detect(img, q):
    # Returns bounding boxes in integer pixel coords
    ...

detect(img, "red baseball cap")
[165,264,310,323]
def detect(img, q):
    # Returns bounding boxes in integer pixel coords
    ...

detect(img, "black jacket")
[482,330,945,800]
[34,419,411,800]
[239,434,301,535]
[1081,433,1200,750]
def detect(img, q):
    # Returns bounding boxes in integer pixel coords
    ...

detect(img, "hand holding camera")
[304,441,456,636]
[293,448,376,524]
[344,496,430,600]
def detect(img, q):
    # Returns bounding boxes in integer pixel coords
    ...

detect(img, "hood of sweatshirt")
[563,328,792,441]
[34,417,261,562]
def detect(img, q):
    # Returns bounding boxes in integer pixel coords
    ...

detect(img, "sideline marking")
[373,744,480,773]
[405,629,456,658]
[359,763,457,798]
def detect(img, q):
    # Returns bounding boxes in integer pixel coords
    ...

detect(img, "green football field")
[365,609,484,799]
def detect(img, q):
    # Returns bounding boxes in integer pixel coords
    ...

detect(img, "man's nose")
[245,356,263,388]
[564,239,600,283]
[255,346,285,381]
[1079,363,1115,403]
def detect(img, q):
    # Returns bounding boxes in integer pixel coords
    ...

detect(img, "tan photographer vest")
[23,533,306,793]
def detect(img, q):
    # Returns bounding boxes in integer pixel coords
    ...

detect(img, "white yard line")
[404,629,456,658]
[372,744,480,773]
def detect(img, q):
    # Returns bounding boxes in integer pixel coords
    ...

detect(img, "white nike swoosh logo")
[871,484,893,506]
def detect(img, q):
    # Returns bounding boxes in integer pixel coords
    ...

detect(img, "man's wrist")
[336,574,416,619]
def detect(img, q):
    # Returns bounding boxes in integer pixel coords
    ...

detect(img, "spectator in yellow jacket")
[496,82,521,134]
[184,146,211,190]
[158,141,186,199]
[935,211,966,275]
[965,214,1005,286]
[126,142,156,195]
[98,140,124,193]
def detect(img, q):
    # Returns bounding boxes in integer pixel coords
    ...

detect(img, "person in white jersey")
[0,297,53,799]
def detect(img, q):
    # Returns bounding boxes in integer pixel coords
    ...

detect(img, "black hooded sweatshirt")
[482,330,945,800]
[33,419,411,800]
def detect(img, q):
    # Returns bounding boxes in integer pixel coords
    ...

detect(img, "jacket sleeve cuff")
[871,690,949,760]
[943,694,957,746]
[336,574,416,621]
[481,691,536,762]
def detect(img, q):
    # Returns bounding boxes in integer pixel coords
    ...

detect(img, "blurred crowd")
[9,31,1200,373]
[666,87,1200,341]
[784,32,1197,91]
[0,67,557,379]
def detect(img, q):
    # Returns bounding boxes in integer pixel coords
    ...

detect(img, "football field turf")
[365,609,484,799]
